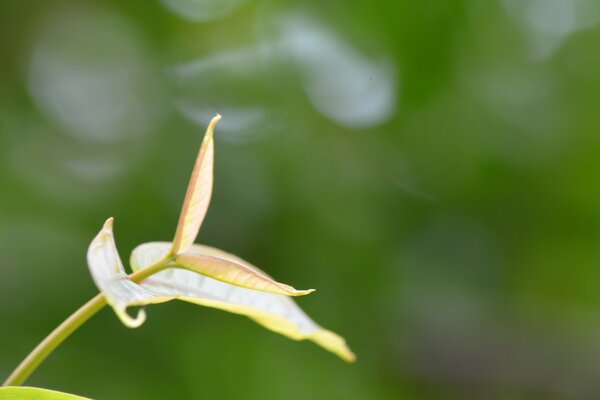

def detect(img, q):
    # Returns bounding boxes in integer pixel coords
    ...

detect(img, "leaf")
[0,387,91,399]
[171,114,221,255]
[134,242,313,296]
[176,251,315,297]
[87,218,173,328]
[130,242,356,362]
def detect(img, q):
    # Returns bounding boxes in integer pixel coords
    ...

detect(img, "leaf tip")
[207,114,221,136]
[278,283,315,296]
[293,288,316,296]
[311,329,356,363]
[342,347,357,363]
[103,217,114,231]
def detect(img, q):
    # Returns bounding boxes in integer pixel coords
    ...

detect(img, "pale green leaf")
[130,242,356,362]
[0,387,91,399]
[171,114,221,255]
[134,241,313,295]
[175,253,314,297]
[87,218,173,327]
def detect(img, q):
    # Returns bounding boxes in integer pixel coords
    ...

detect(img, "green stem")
[2,260,169,387]
[2,294,107,387]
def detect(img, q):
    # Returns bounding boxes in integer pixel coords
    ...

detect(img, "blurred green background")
[2,0,600,399]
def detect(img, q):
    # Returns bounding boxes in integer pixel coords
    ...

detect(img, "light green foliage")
[0,387,90,400]
[87,218,173,327]
[86,115,354,361]
[131,242,355,361]
[5,0,600,398]
[3,113,354,394]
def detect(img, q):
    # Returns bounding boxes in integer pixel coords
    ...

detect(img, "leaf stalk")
[2,258,170,387]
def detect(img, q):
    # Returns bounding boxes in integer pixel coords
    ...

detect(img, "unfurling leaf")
[171,114,221,255]
[176,251,315,296]
[135,242,313,296]
[130,242,356,362]
[87,218,173,328]
[83,116,354,362]
[0,387,91,399]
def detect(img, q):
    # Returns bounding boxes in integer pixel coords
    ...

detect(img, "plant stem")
[2,294,107,387]
[2,260,169,387]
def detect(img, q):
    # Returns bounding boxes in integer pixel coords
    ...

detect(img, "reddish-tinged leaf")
[171,114,221,255]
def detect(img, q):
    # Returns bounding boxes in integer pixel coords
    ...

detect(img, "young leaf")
[0,387,91,399]
[175,253,315,297]
[171,114,221,255]
[87,218,173,328]
[130,242,355,362]
[133,242,313,295]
